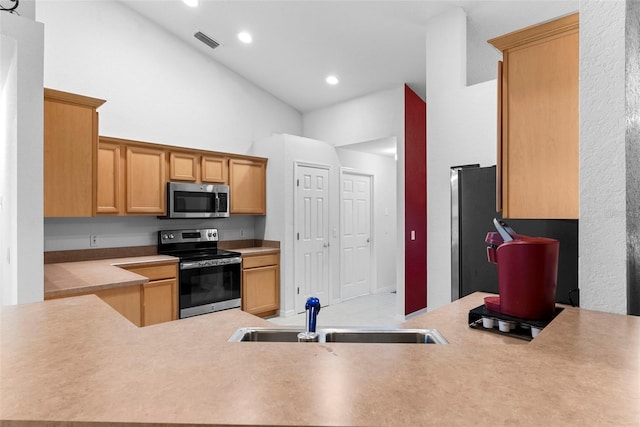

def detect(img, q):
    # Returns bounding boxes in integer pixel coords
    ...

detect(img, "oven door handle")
[180,257,242,270]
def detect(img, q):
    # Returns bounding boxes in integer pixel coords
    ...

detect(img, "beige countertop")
[43,247,279,298]
[44,255,178,298]
[234,246,281,255]
[1,292,638,426]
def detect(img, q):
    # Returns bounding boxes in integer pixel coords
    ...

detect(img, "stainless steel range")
[158,228,242,318]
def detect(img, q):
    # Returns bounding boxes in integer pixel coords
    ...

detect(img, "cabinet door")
[242,265,279,317]
[490,14,579,219]
[143,278,177,326]
[201,155,228,183]
[229,158,266,214]
[126,145,166,214]
[170,152,197,182]
[44,99,96,217]
[96,142,121,214]
[94,286,143,327]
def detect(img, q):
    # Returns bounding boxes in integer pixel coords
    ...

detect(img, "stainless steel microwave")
[165,182,230,219]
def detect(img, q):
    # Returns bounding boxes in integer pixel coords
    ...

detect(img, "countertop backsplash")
[44,215,258,252]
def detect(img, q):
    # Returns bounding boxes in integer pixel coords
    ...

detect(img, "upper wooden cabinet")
[97,137,166,216]
[44,88,105,217]
[169,152,198,182]
[489,13,579,219]
[96,142,121,214]
[169,151,228,184]
[201,155,228,183]
[229,158,267,214]
[126,145,166,214]
[44,88,266,217]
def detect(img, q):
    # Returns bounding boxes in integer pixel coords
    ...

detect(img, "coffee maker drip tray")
[468,305,564,341]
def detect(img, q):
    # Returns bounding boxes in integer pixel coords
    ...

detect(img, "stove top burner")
[167,249,241,261]
[157,228,240,260]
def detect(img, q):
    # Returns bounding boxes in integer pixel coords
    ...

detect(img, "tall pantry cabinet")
[489,13,579,219]
[44,89,105,217]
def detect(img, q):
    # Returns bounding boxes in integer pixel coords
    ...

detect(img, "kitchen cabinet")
[44,88,105,217]
[96,142,121,214]
[126,145,166,214]
[201,155,228,183]
[241,253,280,318]
[95,286,144,327]
[169,152,198,182]
[122,263,178,326]
[96,137,265,216]
[46,284,143,327]
[47,262,178,327]
[489,13,579,219]
[97,137,167,216]
[229,158,267,214]
[169,151,228,184]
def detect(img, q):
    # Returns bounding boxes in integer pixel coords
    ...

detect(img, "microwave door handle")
[215,193,220,213]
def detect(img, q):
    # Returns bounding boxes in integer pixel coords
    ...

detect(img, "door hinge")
[297,287,300,295]
[297,179,300,187]
[297,232,299,240]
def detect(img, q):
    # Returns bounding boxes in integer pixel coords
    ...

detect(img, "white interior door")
[340,171,372,301]
[294,164,330,313]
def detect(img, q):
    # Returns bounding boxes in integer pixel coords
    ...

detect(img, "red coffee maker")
[484,219,559,320]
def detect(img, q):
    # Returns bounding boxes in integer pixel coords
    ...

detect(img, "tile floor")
[268,291,404,328]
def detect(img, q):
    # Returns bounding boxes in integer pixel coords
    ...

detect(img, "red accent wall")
[404,85,427,315]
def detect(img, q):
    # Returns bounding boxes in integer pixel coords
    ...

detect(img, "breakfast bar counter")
[1,293,638,426]
[44,255,179,298]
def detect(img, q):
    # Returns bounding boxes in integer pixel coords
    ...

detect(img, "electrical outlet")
[90,235,98,247]
[240,229,244,237]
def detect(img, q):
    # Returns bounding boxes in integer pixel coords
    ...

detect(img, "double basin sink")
[228,327,448,344]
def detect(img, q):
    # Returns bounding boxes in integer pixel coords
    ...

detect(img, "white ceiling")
[119,0,578,113]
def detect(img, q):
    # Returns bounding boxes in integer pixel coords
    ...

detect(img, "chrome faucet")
[298,297,321,342]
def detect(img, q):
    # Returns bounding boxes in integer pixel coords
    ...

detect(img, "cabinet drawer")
[243,254,279,269]
[123,263,177,281]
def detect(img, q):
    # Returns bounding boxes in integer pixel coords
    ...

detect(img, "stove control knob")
[162,234,168,240]
[207,232,213,238]
[169,234,174,239]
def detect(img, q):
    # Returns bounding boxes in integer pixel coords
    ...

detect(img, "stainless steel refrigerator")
[451,165,579,306]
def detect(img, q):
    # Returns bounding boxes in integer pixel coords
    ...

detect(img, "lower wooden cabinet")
[94,285,143,327]
[123,263,178,326]
[242,253,280,318]
[47,262,178,327]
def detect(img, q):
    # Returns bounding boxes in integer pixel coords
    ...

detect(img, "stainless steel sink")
[322,328,448,344]
[228,327,448,344]
[228,328,303,342]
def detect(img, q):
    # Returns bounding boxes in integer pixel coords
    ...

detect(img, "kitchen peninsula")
[1,293,638,426]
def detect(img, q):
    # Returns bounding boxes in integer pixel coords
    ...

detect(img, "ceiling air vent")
[194,31,220,50]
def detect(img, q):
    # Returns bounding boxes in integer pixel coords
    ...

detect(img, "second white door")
[341,171,372,300]
[294,164,330,313]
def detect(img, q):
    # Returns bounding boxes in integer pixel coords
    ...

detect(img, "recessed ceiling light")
[326,75,339,85]
[182,0,198,7]
[238,32,253,44]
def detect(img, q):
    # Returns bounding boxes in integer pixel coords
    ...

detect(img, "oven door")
[179,258,241,318]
